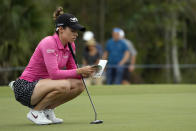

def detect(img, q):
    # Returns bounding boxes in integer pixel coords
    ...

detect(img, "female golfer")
[9,7,97,125]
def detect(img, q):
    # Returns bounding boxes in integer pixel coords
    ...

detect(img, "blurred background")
[1,0,196,85]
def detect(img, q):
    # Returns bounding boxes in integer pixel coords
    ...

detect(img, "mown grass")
[0,84,196,131]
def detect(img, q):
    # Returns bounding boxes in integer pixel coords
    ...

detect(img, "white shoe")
[8,81,15,90]
[27,109,52,125]
[44,109,63,124]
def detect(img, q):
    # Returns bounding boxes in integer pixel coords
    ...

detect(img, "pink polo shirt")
[20,33,81,82]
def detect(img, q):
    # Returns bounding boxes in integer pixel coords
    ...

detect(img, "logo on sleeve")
[47,49,55,53]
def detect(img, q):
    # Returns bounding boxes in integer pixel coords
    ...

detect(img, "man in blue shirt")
[103,28,130,84]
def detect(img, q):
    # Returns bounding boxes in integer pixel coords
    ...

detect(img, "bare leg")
[31,79,71,110]
[47,79,84,109]
[31,79,84,110]
[33,90,66,110]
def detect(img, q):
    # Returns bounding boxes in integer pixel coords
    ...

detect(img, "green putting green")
[0,84,196,131]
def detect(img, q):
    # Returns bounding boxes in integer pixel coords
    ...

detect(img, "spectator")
[102,28,130,84]
[82,39,102,85]
[83,31,103,57]
[119,29,137,84]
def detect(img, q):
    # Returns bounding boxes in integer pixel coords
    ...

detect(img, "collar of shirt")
[53,33,69,51]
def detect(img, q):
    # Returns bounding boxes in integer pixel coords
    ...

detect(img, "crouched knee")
[56,80,71,94]
[77,80,85,93]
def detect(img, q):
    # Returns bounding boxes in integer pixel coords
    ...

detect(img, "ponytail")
[53,6,64,21]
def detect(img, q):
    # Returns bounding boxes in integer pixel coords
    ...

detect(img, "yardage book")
[93,60,108,78]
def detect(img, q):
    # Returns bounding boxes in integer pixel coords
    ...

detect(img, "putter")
[68,43,103,124]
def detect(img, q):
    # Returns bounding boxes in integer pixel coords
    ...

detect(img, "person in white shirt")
[119,29,137,84]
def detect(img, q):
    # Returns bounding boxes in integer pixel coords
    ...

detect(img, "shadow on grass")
[0,121,88,129]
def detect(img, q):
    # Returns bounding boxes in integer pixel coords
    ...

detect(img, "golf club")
[68,43,103,124]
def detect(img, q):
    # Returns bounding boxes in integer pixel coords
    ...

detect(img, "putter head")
[90,120,103,124]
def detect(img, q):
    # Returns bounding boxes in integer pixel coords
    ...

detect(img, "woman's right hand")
[76,66,97,78]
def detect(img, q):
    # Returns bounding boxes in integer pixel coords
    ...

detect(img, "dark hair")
[53,7,64,21]
[53,7,65,34]
[53,7,85,33]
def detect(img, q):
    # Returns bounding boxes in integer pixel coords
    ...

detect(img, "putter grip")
[68,43,78,67]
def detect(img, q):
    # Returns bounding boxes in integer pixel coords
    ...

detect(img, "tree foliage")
[0,0,196,84]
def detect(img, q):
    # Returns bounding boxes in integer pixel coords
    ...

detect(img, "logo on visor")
[70,17,78,23]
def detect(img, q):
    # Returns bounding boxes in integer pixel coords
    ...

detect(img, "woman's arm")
[40,41,80,79]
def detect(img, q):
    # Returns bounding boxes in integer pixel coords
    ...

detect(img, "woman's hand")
[76,66,98,78]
